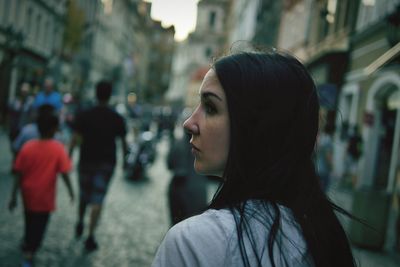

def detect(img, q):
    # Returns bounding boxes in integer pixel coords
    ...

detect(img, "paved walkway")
[0,128,399,266]
[0,130,171,266]
[328,181,400,266]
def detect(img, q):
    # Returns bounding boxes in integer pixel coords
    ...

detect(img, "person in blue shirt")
[33,77,62,112]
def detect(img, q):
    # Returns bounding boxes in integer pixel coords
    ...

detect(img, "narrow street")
[0,130,173,266]
[0,129,399,266]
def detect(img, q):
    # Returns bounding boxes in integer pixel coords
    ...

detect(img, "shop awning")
[365,41,400,75]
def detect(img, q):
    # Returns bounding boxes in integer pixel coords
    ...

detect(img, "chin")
[194,162,223,177]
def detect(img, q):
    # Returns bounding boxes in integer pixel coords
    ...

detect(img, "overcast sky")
[146,0,199,41]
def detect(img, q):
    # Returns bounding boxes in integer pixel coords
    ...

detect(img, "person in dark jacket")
[167,130,208,225]
[69,81,127,251]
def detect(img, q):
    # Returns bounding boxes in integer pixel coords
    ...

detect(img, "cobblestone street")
[1,129,399,266]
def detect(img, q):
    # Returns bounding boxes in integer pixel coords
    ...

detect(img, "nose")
[183,114,199,135]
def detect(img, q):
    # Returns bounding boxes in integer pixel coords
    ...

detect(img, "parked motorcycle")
[125,131,156,181]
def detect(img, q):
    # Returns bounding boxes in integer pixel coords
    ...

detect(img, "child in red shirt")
[8,113,74,266]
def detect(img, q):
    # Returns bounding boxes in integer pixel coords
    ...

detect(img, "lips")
[190,143,200,152]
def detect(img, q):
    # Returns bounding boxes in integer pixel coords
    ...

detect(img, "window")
[25,7,33,39]
[205,47,212,58]
[53,27,59,50]
[101,0,113,14]
[326,0,337,24]
[333,0,354,32]
[36,14,42,46]
[13,0,20,26]
[44,20,49,49]
[2,0,10,24]
[343,0,352,29]
[209,10,216,28]
[318,0,337,41]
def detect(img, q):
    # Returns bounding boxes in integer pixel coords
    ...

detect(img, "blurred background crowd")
[1,0,400,266]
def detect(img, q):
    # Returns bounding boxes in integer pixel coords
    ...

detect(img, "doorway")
[375,101,396,189]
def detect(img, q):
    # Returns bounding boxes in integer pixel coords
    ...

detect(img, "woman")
[152,50,356,267]
[167,118,208,225]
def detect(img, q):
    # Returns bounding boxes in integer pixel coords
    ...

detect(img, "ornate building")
[0,0,66,122]
[166,0,229,106]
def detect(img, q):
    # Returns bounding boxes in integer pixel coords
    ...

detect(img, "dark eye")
[204,101,217,115]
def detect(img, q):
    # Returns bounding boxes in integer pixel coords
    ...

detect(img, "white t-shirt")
[152,200,314,267]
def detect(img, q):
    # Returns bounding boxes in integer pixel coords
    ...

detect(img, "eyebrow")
[201,91,222,102]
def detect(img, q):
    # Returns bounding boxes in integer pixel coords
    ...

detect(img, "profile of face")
[183,69,230,177]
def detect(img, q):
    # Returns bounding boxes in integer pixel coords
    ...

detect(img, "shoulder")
[110,109,125,121]
[152,209,235,267]
[35,91,45,98]
[44,140,68,154]
[171,209,234,241]
[74,108,92,123]
[24,139,39,147]
[19,139,39,153]
[52,91,61,97]
[77,108,91,117]
[48,139,65,148]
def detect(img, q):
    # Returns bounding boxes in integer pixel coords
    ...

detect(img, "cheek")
[205,123,229,163]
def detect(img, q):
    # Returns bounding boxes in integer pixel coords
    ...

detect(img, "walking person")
[316,124,334,192]
[69,80,127,251]
[8,113,74,267]
[167,127,208,225]
[32,77,62,113]
[152,50,356,266]
[345,126,363,188]
[7,82,34,147]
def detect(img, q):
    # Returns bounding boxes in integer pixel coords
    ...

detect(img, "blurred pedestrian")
[69,80,127,251]
[12,104,60,154]
[152,50,356,267]
[316,124,334,192]
[7,82,34,144]
[345,126,363,188]
[395,159,400,252]
[33,77,62,113]
[167,128,208,225]
[8,113,74,267]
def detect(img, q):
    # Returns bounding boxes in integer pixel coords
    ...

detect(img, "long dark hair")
[209,50,356,267]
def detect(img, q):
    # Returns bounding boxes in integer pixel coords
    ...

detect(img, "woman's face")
[183,69,230,177]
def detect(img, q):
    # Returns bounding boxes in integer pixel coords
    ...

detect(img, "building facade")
[70,0,141,103]
[274,0,400,250]
[166,0,229,106]
[145,21,175,103]
[225,0,260,48]
[342,0,400,192]
[253,0,282,48]
[0,0,66,122]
